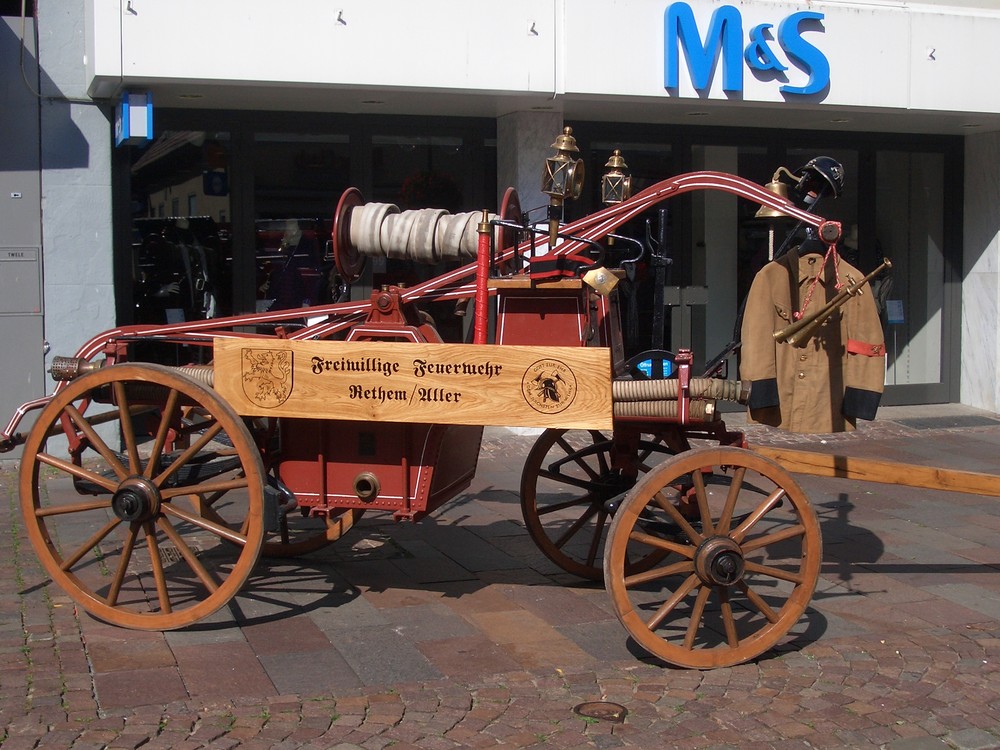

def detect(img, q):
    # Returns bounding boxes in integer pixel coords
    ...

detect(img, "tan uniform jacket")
[739,246,886,433]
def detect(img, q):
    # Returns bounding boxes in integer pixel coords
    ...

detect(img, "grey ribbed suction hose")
[349,203,497,262]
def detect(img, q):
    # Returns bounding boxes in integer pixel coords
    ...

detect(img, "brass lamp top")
[550,126,580,154]
[603,149,628,170]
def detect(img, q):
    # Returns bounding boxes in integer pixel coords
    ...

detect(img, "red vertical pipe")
[473,210,491,345]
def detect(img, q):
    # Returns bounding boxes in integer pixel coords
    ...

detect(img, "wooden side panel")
[213,338,613,430]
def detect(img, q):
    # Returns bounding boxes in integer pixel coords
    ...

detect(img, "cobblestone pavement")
[2,406,1000,749]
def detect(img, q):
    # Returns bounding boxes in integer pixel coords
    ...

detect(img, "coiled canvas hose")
[612,378,747,403]
[349,203,498,263]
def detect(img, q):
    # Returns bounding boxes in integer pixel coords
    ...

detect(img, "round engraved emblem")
[521,359,578,415]
[241,348,293,408]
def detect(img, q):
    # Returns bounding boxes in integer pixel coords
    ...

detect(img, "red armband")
[847,340,885,357]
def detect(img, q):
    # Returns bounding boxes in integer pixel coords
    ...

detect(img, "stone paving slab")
[1,411,1000,748]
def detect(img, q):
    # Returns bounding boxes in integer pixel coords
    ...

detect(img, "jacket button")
[798,372,806,379]
[799,354,807,361]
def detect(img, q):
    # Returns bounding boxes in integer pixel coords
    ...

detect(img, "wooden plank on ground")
[751,445,1000,498]
[213,338,613,430]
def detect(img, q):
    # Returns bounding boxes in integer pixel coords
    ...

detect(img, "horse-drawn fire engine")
[4,127,995,669]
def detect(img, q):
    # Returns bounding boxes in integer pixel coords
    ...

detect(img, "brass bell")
[755,166,796,219]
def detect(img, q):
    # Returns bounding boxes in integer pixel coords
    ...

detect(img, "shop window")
[877,151,944,386]
[371,135,465,211]
[127,131,233,345]
[252,133,351,314]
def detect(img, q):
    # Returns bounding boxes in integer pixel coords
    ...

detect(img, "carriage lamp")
[754,166,797,219]
[601,149,632,206]
[541,126,585,247]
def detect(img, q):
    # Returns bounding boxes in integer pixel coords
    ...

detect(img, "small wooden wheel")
[603,446,821,668]
[520,428,674,580]
[19,363,266,630]
[261,508,365,558]
[332,187,366,283]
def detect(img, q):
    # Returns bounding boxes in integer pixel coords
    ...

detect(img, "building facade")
[4,0,1000,429]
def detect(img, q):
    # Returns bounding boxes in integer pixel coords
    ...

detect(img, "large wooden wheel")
[19,363,265,630]
[520,428,674,580]
[603,446,821,668]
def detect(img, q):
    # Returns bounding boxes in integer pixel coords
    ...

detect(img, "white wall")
[40,0,116,383]
[88,0,557,98]
[961,132,1000,411]
[86,0,1000,118]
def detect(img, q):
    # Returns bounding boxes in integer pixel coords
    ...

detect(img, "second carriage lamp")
[601,149,632,205]
[601,149,632,248]
[541,126,585,247]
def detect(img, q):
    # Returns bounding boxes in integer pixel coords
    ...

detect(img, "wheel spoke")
[159,475,249,501]
[535,491,597,515]
[35,498,113,518]
[143,521,172,614]
[113,381,143,473]
[627,529,695,558]
[717,466,746,535]
[153,420,224,488]
[157,516,219,594]
[161,503,249,546]
[652,490,704,545]
[553,503,600,549]
[690,469,715,537]
[584,510,608,567]
[553,436,602,481]
[684,585,713,649]
[719,588,739,647]
[648,573,700,631]
[37,452,118,493]
[744,560,804,585]
[59,518,121,571]
[741,523,806,554]
[730,487,787,544]
[624,559,694,587]
[106,522,140,606]
[589,432,611,474]
[64,403,129,481]
[738,580,779,623]
[145,387,182,479]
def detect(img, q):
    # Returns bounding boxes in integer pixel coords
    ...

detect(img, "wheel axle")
[111,476,161,523]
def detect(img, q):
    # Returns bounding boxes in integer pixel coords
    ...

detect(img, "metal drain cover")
[573,701,628,723]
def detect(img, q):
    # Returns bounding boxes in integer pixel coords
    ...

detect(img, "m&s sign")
[665,2,830,97]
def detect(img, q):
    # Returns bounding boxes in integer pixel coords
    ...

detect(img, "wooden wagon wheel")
[261,507,365,558]
[520,428,674,580]
[19,363,265,630]
[603,446,821,668]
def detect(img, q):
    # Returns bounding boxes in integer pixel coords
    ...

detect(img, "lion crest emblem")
[241,348,293,408]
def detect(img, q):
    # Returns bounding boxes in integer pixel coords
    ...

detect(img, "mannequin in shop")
[261,219,310,311]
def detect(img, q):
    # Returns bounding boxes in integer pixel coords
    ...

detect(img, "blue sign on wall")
[664,2,830,98]
[114,91,154,147]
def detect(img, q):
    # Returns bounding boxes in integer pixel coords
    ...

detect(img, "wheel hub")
[694,536,745,586]
[112,476,161,522]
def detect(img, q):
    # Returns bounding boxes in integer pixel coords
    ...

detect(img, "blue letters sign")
[664,2,830,98]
